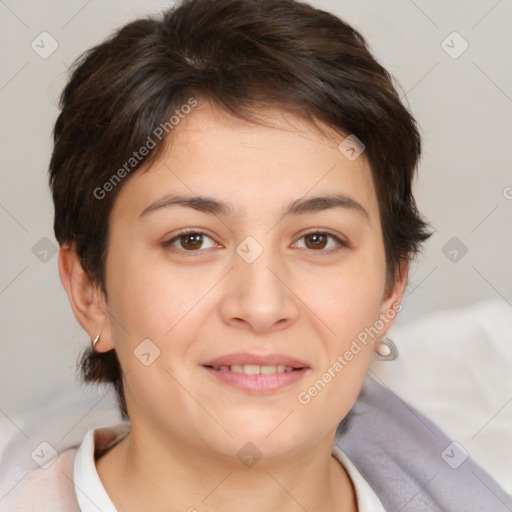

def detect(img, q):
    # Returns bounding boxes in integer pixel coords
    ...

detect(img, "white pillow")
[370,298,512,496]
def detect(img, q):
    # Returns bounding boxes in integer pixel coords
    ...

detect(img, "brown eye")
[179,233,203,250]
[304,232,328,250]
[295,231,346,252]
[163,230,216,252]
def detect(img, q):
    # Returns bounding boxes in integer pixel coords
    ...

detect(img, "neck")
[96,424,357,512]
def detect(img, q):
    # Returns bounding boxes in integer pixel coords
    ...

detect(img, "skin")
[59,99,407,512]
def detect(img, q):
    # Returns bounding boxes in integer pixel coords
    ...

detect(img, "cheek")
[295,285,383,435]
[306,247,387,342]
[292,246,386,419]
[103,246,207,419]
[107,248,199,344]
[104,241,229,401]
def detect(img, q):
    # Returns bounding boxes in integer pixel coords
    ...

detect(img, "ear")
[58,244,115,352]
[378,258,408,334]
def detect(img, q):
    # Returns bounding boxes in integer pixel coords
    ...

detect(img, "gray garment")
[335,375,512,512]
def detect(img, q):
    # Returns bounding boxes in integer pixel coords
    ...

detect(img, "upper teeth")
[212,364,295,374]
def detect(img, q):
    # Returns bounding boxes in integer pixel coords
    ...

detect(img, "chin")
[225,417,311,458]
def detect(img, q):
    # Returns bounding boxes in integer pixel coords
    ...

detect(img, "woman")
[2,0,509,510]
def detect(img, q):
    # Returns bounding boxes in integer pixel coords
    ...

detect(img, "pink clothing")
[0,448,78,511]
[0,422,385,511]
[0,423,130,512]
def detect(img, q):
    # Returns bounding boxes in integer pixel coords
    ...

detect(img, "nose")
[218,242,300,334]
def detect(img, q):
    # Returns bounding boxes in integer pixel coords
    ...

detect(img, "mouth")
[205,364,299,374]
[201,353,310,393]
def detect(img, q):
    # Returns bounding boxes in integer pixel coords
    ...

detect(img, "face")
[101,100,402,462]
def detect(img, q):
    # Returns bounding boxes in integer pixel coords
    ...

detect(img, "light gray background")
[1,0,511,418]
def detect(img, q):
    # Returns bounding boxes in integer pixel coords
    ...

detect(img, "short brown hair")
[49,0,432,420]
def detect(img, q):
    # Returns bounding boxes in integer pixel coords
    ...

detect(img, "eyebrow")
[138,192,370,223]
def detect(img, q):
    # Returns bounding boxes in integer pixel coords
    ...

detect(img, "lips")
[201,352,310,393]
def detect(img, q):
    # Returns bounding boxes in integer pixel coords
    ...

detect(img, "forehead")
[110,101,379,223]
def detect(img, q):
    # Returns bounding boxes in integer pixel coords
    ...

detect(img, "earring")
[91,334,100,351]
[373,337,398,361]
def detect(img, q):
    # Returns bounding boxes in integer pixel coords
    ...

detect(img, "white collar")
[331,445,387,511]
[73,423,129,511]
[74,423,386,511]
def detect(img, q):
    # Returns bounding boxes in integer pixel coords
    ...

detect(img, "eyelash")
[161,229,348,256]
